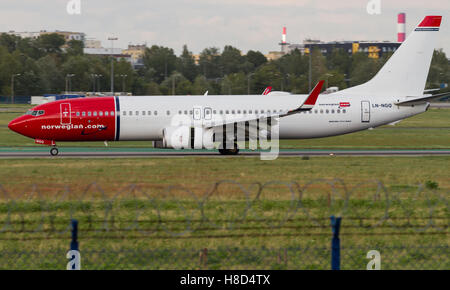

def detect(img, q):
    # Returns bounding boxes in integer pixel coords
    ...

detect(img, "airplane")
[8,15,448,156]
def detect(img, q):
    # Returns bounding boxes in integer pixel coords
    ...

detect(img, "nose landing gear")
[50,147,59,156]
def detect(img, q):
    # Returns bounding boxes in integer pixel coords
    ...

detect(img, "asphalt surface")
[0,148,449,158]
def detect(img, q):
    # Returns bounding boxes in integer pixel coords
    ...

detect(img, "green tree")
[220,72,247,95]
[191,75,216,95]
[246,50,267,69]
[143,45,177,83]
[220,46,246,75]
[199,47,221,79]
[66,40,84,56]
[37,34,66,54]
[427,49,449,91]
[253,63,282,92]
[176,45,198,82]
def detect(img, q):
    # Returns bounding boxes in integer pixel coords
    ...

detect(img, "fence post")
[71,219,79,251]
[330,215,342,270]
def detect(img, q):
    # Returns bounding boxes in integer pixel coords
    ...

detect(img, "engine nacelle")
[154,126,215,149]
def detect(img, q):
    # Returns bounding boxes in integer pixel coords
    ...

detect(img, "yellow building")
[122,44,147,63]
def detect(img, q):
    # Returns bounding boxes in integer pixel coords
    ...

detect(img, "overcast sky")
[0,0,449,55]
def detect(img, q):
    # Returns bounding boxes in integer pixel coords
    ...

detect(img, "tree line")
[0,33,448,97]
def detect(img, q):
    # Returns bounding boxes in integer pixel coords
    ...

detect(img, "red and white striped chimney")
[282,27,287,44]
[397,13,406,42]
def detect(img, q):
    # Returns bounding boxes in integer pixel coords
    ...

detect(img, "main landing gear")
[50,147,59,156]
[218,142,240,155]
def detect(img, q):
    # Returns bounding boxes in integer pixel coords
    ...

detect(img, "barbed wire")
[0,179,448,237]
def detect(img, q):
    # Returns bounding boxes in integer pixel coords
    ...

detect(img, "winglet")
[301,80,324,109]
[262,86,272,95]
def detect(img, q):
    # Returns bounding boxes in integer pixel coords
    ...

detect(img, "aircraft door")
[60,103,71,125]
[361,101,370,123]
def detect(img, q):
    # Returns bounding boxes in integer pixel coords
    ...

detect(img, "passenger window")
[331,110,335,114]
[135,111,139,116]
[249,110,252,114]
[93,111,97,116]
[99,111,103,116]
[110,111,114,116]
[105,111,109,116]
[255,110,258,114]
[129,111,132,116]
[76,112,80,117]
[154,111,158,116]
[148,111,151,115]
[232,110,235,114]
[237,110,241,114]
[243,110,246,114]
[184,110,188,115]
[225,110,229,114]
[82,112,86,117]
[220,110,223,115]
[326,110,329,114]
[123,111,126,116]
[88,112,92,116]
[178,110,182,115]
[320,110,323,114]
[143,111,146,116]
[166,110,170,115]
[337,109,341,114]
[343,109,346,113]
[261,110,264,114]
[213,110,217,114]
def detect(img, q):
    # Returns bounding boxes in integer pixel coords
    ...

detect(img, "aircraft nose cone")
[8,119,19,133]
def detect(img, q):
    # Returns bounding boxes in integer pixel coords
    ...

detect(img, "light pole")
[247,73,254,95]
[116,74,127,93]
[325,73,334,89]
[97,74,103,93]
[108,37,118,95]
[308,47,312,91]
[11,73,21,104]
[65,74,75,94]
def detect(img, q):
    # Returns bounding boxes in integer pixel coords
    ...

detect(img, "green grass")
[0,105,449,149]
[0,157,447,269]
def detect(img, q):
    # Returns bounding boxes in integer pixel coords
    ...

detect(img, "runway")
[0,147,449,158]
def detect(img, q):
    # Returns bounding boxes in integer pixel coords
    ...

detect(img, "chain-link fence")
[0,180,448,269]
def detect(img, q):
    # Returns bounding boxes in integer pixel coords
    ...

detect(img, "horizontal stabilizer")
[395,92,450,106]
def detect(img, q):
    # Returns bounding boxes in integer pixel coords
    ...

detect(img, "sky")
[0,0,449,55]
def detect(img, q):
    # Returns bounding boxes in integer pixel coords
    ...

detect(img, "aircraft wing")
[203,81,324,128]
[395,92,450,106]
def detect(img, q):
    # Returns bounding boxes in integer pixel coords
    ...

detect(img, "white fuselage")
[117,93,428,141]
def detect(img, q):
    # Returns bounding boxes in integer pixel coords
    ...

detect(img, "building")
[265,51,285,61]
[83,47,132,62]
[5,30,86,43]
[288,39,401,59]
[84,39,102,49]
[122,44,146,68]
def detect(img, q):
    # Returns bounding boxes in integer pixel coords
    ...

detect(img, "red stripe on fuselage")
[13,97,116,142]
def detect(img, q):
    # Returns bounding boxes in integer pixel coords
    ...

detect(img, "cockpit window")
[26,110,45,116]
